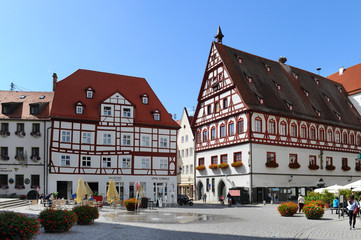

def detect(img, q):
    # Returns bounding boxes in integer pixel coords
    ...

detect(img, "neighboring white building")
[0,90,53,197]
[193,29,361,204]
[48,69,179,204]
[176,108,195,198]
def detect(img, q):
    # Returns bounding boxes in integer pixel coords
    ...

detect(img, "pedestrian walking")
[203,193,207,203]
[298,194,305,213]
[227,192,232,207]
[347,194,359,230]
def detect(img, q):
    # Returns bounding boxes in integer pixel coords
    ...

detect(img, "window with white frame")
[82,156,91,167]
[280,122,286,136]
[86,90,93,99]
[185,135,188,142]
[82,132,91,144]
[122,134,131,146]
[122,108,131,117]
[181,149,184,158]
[255,118,262,132]
[154,113,160,121]
[76,105,84,114]
[190,164,193,174]
[190,148,193,156]
[141,158,150,169]
[122,157,131,168]
[61,156,70,166]
[185,149,189,157]
[142,96,148,104]
[103,133,112,144]
[290,124,297,137]
[159,137,168,148]
[160,159,167,169]
[141,135,151,147]
[181,136,184,143]
[61,131,71,142]
[269,120,276,134]
[102,157,111,167]
[103,106,112,116]
[186,165,189,174]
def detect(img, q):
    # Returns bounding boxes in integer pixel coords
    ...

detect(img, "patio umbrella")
[76,178,87,203]
[85,182,94,197]
[107,180,119,204]
[314,188,326,193]
[352,187,361,192]
[344,179,361,189]
[323,184,348,194]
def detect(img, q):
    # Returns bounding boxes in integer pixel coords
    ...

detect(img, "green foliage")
[303,205,324,219]
[320,191,334,205]
[73,205,99,225]
[123,198,139,211]
[305,191,323,201]
[52,192,59,198]
[277,202,298,216]
[306,190,335,205]
[39,208,77,233]
[338,189,353,200]
[0,211,40,240]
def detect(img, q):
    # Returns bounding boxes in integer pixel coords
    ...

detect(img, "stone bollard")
[271,200,273,205]
[263,200,266,205]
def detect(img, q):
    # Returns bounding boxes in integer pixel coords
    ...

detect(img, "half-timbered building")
[49,69,179,204]
[193,28,361,203]
[0,90,53,196]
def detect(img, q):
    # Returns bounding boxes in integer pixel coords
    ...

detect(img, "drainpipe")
[45,125,52,195]
[249,112,253,203]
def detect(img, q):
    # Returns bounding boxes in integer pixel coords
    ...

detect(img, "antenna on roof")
[10,82,15,91]
[215,26,224,44]
[316,67,321,75]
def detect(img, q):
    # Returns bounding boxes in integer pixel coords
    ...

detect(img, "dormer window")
[335,112,341,120]
[30,104,40,115]
[284,100,293,110]
[141,94,149,104]
[323,94,330,102]
[302,88,309,97]
[153,110,160,121]
[313,106,321,116]
[237,56,243,64]
[265,64,271,72]
[293,73,299,79]
[273,81,281,90]
[312,76,319,85]
[75,102,84,115]
[256,95,263,104]
[86,87,94,99]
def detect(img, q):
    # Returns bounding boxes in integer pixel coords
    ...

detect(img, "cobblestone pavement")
[5,202,361,240]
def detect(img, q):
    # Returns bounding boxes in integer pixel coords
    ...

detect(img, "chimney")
[278,56,287,64]
[339,66,345,75]
[52,73,58,92]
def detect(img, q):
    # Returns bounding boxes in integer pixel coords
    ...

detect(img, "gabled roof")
[328,63,361,95]
[0,91,54,120]
[51,69,179,128]
[207,42,361,129]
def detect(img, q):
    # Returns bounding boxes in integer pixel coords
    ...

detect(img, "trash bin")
[141,198,148,208]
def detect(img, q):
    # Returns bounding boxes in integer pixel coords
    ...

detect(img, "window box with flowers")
[288,162,300,169]
[0,155,9,160]
[209,164,219,169]
[30,131,41,137]
[308,164,320,170]
[0,184,9,189]
[265,161,279,168]
[196,165,205,171]
[231,161,243,168]
[218,163,229,169]
[15,155,24,161]
[0,130,10,136]
[30,155,41,161]
[15,130,26,137]
[325,165,335,170]
[15,185,25,189]
[341,165,351,171]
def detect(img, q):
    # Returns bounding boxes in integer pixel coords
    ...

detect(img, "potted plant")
[39,209,77,232]
[123,198,139,211]
[231,161,243,168]
[265,161,279,168]
[0,211,40,239]
[303,204,324,219]
[73,205,99,225]
[209,164,219,169]
[218,163,229,169]
[277,202,298,216]
[196,165,205,171]
[92,192,103,207]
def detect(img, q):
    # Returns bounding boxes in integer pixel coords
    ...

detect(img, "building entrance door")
[57,181,72,199]
[153,183,167,203]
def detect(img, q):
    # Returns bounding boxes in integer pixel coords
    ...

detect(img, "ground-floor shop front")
[48,174,177,205]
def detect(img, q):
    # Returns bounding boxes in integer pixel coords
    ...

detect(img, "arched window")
[335,131,341,143]
[255,117,262,133]
[215,102,220,113]
[357,135,361,146]
[203,130,208,142]
[350,133,355,145]
[280,121,287,136]
[211,127,216,140]
[290,123,297,137]
[310,127,316,140]
[327,129,333,142]
[237,119,244,134]
[269,120,276,135]
[342,132,348,144]
[319,128,325,141]
[220,124,226,138]
[196,131,201,144]
[301,125,307,138]
[228,122,234,136]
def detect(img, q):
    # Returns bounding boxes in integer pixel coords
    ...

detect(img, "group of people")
[298,194,361,230]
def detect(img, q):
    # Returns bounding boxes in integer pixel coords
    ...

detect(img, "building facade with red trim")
[193,32,361,203]
[49,70,179,203]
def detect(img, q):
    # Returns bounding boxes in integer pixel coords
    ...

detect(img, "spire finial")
[215,25,224,44]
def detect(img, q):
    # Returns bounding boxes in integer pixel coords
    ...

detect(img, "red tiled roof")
[51,69,179,128]
[328,63,361,95]
[211,42,361,130]
[0,91,54,120]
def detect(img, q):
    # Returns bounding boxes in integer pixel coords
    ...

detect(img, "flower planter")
[289,162,300,169]
[123,198,139,211]
[209,164,219,169]
[325,165,335,170]
[341,166,351,171]
[218,163,229,169]
[277,202,298,216]
[93,196,103,207]
[265,161,279,168]
[356,166,361,172]
[196,165,205,171]
[308,165,319,170]
[231,161,243,168]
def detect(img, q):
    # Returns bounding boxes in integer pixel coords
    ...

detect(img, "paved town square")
[5,202,361,240]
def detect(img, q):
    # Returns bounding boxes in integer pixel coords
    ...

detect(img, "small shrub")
[39,208,77,233]
[73,205,99,225]
[0,211,40,240]
[304,200,325,208]
[277,202,298,216]
[303,204,324,219]
[123,198,139,211]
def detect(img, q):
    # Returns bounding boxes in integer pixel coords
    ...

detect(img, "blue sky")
[1,1,361,119]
